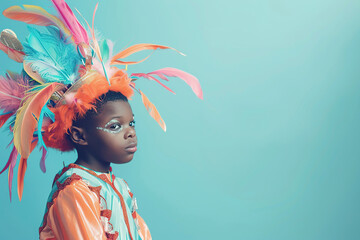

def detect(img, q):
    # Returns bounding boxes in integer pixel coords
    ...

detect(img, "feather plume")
[75,4,110,84]
[51,0,89,44]
[37,105,54,153]
[91,4,101,61]
[23,61,44,83]
[0,40,25,62]
[17,139,37,201]
[17,157,27,201]
[3,5,70,36]
[111,44,185,65]
[0,112,13,129]
[0,144,15,174]
[131,73,175,94]
[13,82,63,159]
[39,146,48,173]
[100,39,110,63]
[111,54,154,65]
[0,29,23,51]
[149,67,203,99]
[0,72,30,113]
[2,145,18,202]
[92,40,118,78]
[140,90,166,131]
[24,27,81,84]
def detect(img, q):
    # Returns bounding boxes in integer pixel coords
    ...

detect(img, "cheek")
[88,130,135,163]
[90,131,123,151]
[100,132,125,148]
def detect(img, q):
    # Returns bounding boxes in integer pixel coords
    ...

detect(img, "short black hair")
[73,90,128,127]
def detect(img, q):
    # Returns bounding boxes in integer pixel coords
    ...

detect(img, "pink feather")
[51,0,89,44]
[0,145,18,201]
[149,68,203,99]
[39,146,48,173]
[0,112,14,128]
[131,68,203,99]
[0,73,29,113]
[131,73,175,94]
[92,40,118,78]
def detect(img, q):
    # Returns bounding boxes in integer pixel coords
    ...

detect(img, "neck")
[75,150,111,173]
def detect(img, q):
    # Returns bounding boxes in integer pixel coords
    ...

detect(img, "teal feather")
[36,105,54,153]
[43,105,55,121]
[37,107,46,150]
[99,39,109,63]
[24,26,81,84]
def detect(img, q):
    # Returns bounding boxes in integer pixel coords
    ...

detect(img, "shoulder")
[39,166,101,235]
[45,164,104,205]
[52,164,96,185]
[49,165,102,206]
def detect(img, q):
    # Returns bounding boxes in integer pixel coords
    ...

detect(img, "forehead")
[94,100,133,123]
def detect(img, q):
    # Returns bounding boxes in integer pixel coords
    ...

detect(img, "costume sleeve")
[122,179,152,240]
[44,179,107,240]
[136,212,152,240]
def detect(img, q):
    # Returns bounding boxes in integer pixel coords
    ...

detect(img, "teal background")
[1,0,360,239]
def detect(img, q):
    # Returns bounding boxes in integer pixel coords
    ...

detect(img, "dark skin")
[69,100,137,173]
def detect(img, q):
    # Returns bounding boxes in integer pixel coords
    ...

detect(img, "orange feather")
[13,83,63,159]
[17,158,27,201]
[17,139,37,201]
[111,52,153,65]
[140,90,166,132]
[3,5,70,36]
[111,44,185,64]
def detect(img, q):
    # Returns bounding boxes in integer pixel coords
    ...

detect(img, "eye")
[109,123,122,131]
[130,120,136,127]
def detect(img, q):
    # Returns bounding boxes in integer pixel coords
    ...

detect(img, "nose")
[124,126,136,139]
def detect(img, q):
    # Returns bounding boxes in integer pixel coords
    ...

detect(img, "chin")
[114,154,135,164]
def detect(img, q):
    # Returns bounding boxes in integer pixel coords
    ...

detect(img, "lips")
[125,142,137,153]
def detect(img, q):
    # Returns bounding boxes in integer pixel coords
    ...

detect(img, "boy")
[39,91,150,239]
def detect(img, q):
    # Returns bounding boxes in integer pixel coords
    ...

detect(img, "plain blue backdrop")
[1,0,360,239]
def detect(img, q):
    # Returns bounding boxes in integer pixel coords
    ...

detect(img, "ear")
[69,126,88,146]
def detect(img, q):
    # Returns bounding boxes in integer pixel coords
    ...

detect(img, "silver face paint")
[96,119,135,134]
[96,119,122,134]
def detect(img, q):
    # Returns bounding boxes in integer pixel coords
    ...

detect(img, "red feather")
[0,112,14,128]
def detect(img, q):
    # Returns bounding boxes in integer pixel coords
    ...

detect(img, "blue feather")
[43,105,55,122]
[36,105,55,153]
[24,27,82,85]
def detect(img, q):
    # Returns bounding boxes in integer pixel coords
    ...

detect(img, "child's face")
[84,100,137,164]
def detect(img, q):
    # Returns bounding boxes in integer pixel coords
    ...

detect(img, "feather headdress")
[0,0,203,201]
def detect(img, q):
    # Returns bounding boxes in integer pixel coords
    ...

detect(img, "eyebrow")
[109,114,134,119]
[104,114,135,126]
[104,119,120,128]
